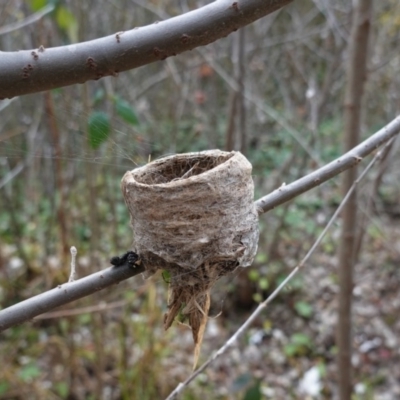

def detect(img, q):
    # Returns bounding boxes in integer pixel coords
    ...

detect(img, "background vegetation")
[1,0,400,398]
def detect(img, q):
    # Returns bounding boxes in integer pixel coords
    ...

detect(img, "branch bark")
[254,115,400,214]
[0,115,399,333]
[0,262,145,332]
[0,0,293,99]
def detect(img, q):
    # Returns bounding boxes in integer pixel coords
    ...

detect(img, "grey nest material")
[121,149,259,363]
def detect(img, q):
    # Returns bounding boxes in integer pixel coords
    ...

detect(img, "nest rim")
[129,150,236,188]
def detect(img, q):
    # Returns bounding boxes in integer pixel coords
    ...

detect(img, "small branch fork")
[164,137,396,400]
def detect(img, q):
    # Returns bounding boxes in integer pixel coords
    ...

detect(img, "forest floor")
[1,213,400,399]
[164,214,400,399]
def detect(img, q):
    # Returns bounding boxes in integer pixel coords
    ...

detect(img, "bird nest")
[121,150,259,366]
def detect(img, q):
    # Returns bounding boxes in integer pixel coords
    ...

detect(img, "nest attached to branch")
[121,150,259,366]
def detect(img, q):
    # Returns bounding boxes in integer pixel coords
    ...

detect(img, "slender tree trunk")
[337,1,373,399]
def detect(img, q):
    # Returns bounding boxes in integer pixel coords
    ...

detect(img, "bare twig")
[68,246,77,282]
[34,281,152,319]
[254,115,400,214]
[0,262,145,332]
[354,138,396,262]
[0,5,55,36]
[0,163,25,190]
[34,300,128,319]
[0,98,16,113]
[164,137,394,400]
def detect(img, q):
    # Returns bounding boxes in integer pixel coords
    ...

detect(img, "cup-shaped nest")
[121,150,259,367]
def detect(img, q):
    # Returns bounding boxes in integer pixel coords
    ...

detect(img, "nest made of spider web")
[121,150,259,367]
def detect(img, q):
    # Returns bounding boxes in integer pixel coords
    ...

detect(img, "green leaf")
[317,360,327,378]
[294,301,313,318]
[252,293,262,303]
[283,343,298,357]
[115,97,139,125]
[291,332,312,347]
[88,111,111,149]
[177,302,187,323]
[19,364,41,382]
[284,333,313,357]
[259,277,269,290]
[248,270,259,281]
[243,381,262,400]
[55,381,68,398]
[0,382,9,395]
[162,270,171,284]
[255,252,267,263]
[78,313,91,325]
[56,6,78,42]
[29,0,47,12]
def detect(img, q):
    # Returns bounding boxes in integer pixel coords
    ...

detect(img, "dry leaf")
[190,291,210,370]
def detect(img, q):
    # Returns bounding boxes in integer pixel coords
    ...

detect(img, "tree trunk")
[337,1,373,399]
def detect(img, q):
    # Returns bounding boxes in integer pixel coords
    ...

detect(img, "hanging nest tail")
[121,150,259,367]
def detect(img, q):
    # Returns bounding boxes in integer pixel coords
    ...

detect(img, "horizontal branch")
[0,0,293,99]
[0,262,145,332]
[0,116,399,332]
[255,115,400,214]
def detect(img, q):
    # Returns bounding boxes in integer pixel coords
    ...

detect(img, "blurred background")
[1,0,400,399]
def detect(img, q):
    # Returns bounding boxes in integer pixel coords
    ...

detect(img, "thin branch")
[0,162,25,190]
[0,98,16,113]
[0,262,145,332]
[165,136,394,400]
[0,5,55,36]
[68,246,78,282]
[0,0,294,99]
[35,299,128,319]
[255,115,400,214]
[0,116,399,332]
